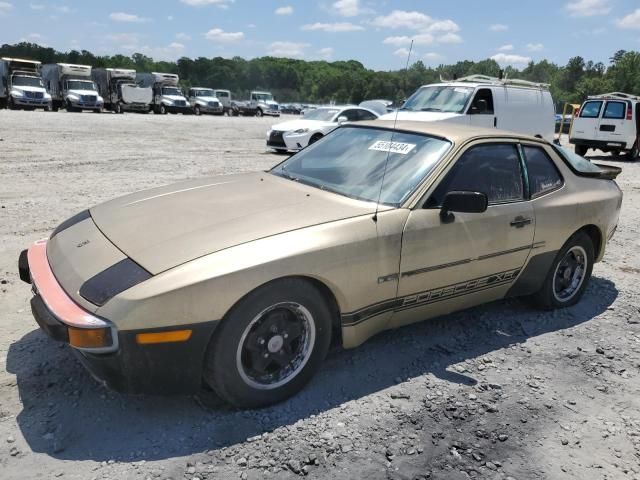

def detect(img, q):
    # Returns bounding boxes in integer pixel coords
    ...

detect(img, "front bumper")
[20,240,218,394]
[196,104,224,114]
[69,100,103,110]
[13,97,50,108]
[264,110,281,117]
[123,103,150,112]
[165,104,193,114]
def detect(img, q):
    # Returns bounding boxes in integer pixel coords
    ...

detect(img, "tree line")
[1,42,639,109]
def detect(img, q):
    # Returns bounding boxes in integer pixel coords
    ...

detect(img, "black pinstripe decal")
[342,267,521,327]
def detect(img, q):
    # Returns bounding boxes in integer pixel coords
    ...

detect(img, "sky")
[1,0,639,70]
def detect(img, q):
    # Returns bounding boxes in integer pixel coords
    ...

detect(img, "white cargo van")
[381,75,555,142]
[570,92,639,160]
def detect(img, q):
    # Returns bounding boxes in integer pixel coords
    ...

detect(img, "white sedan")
[266,106,379,152]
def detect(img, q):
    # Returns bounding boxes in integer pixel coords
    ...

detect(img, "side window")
[340,109,360,121]
[523,146,563,198]
[579,101,603,118]
[603,101,626,120]
[469,88,494,115]
[357,109,378,121]
[428,144,523,207]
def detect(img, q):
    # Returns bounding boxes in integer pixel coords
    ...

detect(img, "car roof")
[352,120,549,144]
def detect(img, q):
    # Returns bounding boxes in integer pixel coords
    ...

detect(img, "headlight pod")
[79,258,151,307]
[10,90,23,98]
[163,100,174,106]
[293,128,309,134]
[67,94,80,101]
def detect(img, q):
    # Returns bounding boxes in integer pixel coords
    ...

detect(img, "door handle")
[510,216,532,228]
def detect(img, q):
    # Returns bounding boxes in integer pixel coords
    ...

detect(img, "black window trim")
[519,142,565,200]
[422,141,527,209]
[579,100,604,119]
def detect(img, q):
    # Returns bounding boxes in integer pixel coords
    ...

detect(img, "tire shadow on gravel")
[6,276,617,463]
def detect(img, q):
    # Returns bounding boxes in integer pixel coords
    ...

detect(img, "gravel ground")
[0,110,639,480]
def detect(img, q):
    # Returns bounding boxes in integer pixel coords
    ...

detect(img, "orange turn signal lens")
[135,329,192,345]
[68,327,112,349]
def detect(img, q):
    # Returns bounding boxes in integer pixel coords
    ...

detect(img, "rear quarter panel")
[531,143,621,261]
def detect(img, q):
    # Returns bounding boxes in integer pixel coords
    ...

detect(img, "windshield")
[402,85,474,113]
[271,126,451,206]
[193,89,214,97]
[216,91,230,98]
[302,108,340,121]
[67,80,96,91]
[12,75,43,88]
[162,87,182,96]
[253,93,273,101]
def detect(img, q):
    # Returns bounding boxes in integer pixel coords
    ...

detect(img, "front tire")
[531,231,594,309]
[203,279,333,408]
[160,104,167,115]
[194,105,201,116]
[255,108,263,118]
[308,133,323,145]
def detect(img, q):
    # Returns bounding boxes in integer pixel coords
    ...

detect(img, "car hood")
[194,96,219,103]
[163,94,187,102]
[90,171,376,274]
[68,89,99,96]
[379,111,464,122]
[12,86,46,93]
[272,119,334,132]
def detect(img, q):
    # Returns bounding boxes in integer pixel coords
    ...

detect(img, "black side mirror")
[471,99,488,114]
[440,191,488,223]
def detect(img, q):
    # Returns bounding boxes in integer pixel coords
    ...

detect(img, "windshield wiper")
[420,107,443,112]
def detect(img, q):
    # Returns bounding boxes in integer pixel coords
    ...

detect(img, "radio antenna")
[373,40,413,222]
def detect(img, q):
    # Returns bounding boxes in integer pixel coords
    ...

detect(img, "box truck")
[0,57,51,110]
[92,68,152,114]
[41,63,103,112]
[136,72,191,114]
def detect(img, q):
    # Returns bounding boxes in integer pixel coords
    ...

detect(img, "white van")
[570,92,639,160]
[380,75,555,142]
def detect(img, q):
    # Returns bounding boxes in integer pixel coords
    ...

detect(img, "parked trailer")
[136,72,191,114]
[0,57,51,110]
[42,63,103,112]
[92,68,152,114]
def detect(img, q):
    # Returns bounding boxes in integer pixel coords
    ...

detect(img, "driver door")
[391,142,535,328]
[467,88,497,129]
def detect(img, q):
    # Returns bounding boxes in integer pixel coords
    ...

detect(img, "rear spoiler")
[592,163,622,180]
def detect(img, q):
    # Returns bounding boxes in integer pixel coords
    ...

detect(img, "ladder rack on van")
[449,74,550,90]
[587,92,640,102]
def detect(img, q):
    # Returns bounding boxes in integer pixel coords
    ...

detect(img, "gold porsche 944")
[19,121,622,407]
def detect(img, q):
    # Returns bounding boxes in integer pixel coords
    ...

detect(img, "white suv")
[570,92,639,160]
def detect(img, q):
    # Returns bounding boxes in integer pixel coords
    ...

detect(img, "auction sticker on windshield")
[369,140,416,155]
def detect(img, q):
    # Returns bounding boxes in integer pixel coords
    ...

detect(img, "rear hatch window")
[553,145,621,180]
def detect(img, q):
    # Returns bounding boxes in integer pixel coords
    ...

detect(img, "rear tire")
[626,141,639,161]
[574,145,588,157]
[114,102,123,114]
[530,231,594,310]
[203,278,332,408]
